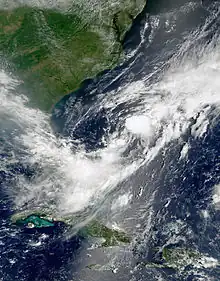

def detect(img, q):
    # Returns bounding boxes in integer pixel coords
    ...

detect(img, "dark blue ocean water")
[1,0,220,280]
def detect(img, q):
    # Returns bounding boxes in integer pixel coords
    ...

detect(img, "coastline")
[0,1,147,111]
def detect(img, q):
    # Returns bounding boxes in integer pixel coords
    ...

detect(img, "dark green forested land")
[0,1,145,111]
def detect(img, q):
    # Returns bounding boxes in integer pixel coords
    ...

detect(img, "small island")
[12,211,131,247]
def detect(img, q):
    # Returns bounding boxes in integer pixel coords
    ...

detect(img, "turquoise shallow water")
[1,0,220,280]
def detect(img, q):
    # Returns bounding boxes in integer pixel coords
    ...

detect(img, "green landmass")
[16,214,55,228]
[0,0,145,111]
[78,220,131,247]
[12,211,131,247]
[161,247,202,270]
[137,246,219,272]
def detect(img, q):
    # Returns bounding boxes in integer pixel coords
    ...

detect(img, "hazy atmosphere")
[1,0,220,280]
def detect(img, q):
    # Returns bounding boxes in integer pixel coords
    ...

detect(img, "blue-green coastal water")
[1,0,220,280]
